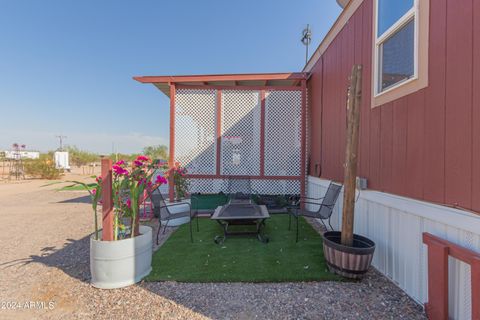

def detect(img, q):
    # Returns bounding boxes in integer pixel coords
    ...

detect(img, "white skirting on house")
[307,176,480,320]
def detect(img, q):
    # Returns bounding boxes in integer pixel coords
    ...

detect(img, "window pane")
[379,19,415,92]
[378,0,414,37]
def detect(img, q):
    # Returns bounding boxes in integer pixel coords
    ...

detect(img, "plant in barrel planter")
[72,156,168,289]
[322,65,376,279]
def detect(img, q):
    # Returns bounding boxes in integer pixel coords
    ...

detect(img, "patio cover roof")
[133,72,308,97]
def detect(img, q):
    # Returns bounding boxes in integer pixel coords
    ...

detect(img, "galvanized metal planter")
[322,231,375,279]
[90,225,152,289]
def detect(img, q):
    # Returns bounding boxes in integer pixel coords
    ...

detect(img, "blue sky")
[0,0,341,154]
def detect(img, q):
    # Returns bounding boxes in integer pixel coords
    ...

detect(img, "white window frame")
[374,0,419,97]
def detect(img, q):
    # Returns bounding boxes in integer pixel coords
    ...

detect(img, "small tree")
[142,145,168,161]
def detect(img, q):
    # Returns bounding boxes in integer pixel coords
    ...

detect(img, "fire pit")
[211,203,270,244]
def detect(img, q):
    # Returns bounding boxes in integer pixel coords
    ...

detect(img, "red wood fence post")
[101,158,114,241]
[169,83,176,201]
[300,79,307,206]
[424,237,449,320]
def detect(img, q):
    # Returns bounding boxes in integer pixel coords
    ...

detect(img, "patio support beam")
[169,83,176,201]
[134,72,308,84]
[300,79,307,202]
[216,90,222,176]
[101,158,114,241]
[175,85,301,92]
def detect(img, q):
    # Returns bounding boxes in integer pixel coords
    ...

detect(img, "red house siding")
[308,0,480,212]
[307,58,323,177]
[474,0,480,213]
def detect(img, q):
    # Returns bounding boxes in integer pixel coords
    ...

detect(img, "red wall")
[308,0,480,213]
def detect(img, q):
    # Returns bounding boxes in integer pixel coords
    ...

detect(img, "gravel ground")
[0,176,426,319]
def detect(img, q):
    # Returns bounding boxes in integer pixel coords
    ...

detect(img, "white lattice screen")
[174,89,217,174]
[173,87,304,195]
[264,90,302,176]
[221,90,261,176]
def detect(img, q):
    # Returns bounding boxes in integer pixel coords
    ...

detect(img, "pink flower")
[115,160,125,166]
[113,165,129,176]
[133,160,143,167]
[112,164,122,174]
[155,175,168,185]
[95,175,102,182]
[92,189,97,195]
[147,181,153,188]
[136,155,149,162]
[126,199,131,209]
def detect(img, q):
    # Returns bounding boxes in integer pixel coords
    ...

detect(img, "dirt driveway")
[0,175,425,319]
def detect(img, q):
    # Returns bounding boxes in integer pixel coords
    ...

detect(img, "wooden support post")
[216,89,222,176]
[169,83,176,202]
[259,90,266,177]
[300,80,307,203]
[472,258,480,320]
[424,239,449,320]
[101,158,114,241]
[341,65,363,247]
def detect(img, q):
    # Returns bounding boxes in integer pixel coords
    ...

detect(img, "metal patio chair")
[289,182,342,242]
[148,190,199,244]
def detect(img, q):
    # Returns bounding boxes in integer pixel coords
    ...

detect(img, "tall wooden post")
[169,83,176,201]
[101,158,114,241]
[341,65,363,247]
[300,79,307,202]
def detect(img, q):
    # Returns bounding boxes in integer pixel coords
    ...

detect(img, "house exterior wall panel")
[444,0,473,209]
[405,90,425,199]
[307,0,480,213]
[423,0,447,204]
[391,98,408,195]
[473,0,480,213]
[358,0,372,179]
[307,59,323,177]
[379,102,393,191]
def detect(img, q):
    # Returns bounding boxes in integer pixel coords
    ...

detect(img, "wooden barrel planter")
[322,231,375,279]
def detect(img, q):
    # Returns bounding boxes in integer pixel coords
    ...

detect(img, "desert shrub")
[24,155,63,179]
[66,146,99,167]
[108,153,139,162]
[142,145,168,161]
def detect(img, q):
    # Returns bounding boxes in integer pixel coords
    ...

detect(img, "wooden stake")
[341,65,363,247]
[101,158,114,241]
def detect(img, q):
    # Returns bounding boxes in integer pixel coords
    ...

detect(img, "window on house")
[375,0,417,95]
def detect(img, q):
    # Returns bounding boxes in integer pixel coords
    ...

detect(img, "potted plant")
[322,65,376,279]
[71,155,168,289]
[169,163,190,201]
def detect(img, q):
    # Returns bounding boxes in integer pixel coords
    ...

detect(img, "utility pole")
[55,135,67,151]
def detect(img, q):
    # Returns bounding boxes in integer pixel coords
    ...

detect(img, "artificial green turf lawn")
[147,215,341,283]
